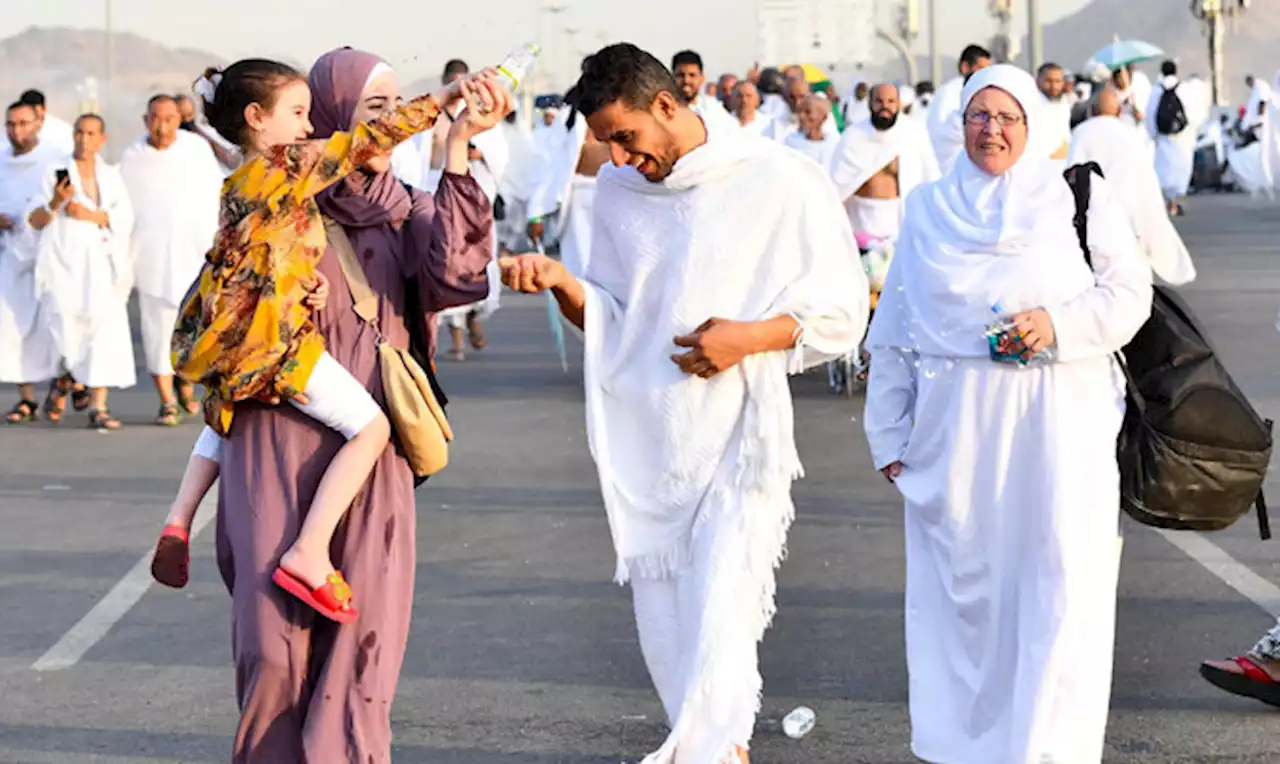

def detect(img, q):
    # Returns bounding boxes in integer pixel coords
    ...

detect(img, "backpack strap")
[321,217,380,328]
[1260,419,1274,540]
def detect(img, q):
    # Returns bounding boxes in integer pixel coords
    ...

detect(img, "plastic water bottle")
[782,706,816,739]
[495,42,541,93]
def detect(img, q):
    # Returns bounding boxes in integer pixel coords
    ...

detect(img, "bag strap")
[1260,418,1274,541]
[1063,162,1148,418]
[322,217,380,328]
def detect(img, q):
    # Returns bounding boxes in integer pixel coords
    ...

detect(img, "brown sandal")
[156,402,182,427]
[88,408,121,431]
[43,377,72,423]
[176,384,201,416]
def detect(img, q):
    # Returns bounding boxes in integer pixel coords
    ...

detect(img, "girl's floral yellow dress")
[172,96,441,435]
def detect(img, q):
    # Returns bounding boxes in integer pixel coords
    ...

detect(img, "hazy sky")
[5,0,1093,87]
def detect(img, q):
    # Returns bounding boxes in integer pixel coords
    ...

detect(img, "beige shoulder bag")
[322,218,453,477]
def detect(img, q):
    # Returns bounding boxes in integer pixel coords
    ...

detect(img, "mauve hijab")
[309,46,413,228]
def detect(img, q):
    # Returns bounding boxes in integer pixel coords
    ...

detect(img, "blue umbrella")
[536,241,569,373]
[1087,39,1164,72]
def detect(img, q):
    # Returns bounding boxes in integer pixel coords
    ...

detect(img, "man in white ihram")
[119,95,223,426]
[829,83,940,243]
[31,115,136,429]
[1070,86,1197,287]
[500,43,867,764]
[1146,60,1208,217]
[0,100,62,425]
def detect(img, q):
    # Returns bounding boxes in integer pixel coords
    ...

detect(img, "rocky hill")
[0,26,223,156]
[1037,0,1278,102]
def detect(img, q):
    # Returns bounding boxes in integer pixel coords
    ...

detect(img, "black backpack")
[1155,83,1189,135]
[1065,163,1273,538]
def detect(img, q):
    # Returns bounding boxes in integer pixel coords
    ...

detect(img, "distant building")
[758,0,877,68]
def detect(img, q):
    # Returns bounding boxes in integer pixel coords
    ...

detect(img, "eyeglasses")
[964,111,1024,128]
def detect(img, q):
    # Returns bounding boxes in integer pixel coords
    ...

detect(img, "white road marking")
[1156,528,1280,616]
[32,495,218,672]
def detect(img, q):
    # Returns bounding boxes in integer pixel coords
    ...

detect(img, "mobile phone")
[54,168,69,186]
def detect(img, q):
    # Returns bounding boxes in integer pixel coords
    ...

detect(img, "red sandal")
[1200,655,1280,708]
[272,567,359,624]
[151,525,191,588]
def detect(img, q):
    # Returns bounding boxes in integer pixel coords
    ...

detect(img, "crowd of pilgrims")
[1,37,1279,764]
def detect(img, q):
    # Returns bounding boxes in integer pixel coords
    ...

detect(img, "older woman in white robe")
[864,65,1152,764]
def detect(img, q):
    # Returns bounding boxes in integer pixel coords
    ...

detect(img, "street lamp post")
[1028,0,1043,72]
[1192,0,1248,106]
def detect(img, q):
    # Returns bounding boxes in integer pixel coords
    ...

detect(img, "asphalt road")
[2,193,1280,763]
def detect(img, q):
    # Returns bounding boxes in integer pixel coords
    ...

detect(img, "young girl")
[153,58,503,623]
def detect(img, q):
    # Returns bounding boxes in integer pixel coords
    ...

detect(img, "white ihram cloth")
[1070,115,1196,286]
[688,95,741,139]
[119,131,223,375]
[829,114,940,240]
[558,175,596,279]
[1230,71,1280,199]
[927,75,968,174]
[581,132,867,763]
[527,108,589,242]
[1145,75,1208,199]
[735,112,780,139]
[864,65,1152,764]
[0,145,62,384]
[781,130,838,169]
[33,158,137,388]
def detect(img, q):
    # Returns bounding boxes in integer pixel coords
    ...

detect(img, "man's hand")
[0,214,13,232]
[304,272,330,311]
[881,461,903,482]
[51,177,74,211]
[467,146,484,162]
[526,219,545,244]
[498,253,565,294]
[671,318,758,379]
[65,202,92,222]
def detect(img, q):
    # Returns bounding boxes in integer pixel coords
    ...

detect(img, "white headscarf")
[867,65,1095,358]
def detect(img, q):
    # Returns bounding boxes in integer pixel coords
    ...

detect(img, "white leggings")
[192,351,381,461]
[629,508,760,763]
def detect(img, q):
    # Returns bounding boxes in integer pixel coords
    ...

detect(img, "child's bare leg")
[278,411,391,588]
[166,453,220,529]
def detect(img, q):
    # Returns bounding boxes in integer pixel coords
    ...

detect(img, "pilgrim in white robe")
[34,158,137,389]
[1041,96,1074,172]
[526,110,594,277]
[119,130,223,377]
[927,76,967,174]
[865,65,1152,764]
[0,145,62,384]
[829,113,940,241]
[496,116,538,250]
[1229,72,1280,199]
[1145,75,1208,200]
[581,132,867,763]
[782,130,838,169]
[1070,115,1196,286]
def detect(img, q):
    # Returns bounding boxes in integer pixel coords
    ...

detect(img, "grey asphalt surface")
[3,193,1280,763]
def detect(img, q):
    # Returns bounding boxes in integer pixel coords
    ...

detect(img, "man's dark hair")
[19,89,46,108]
[959,44,991,70]
[75,113,105,131]
[758,67,785,95]
[565,44,680,118]
[671,50,703,72]
[1037,62,1063,77]
[7,101,33,116]
[148,93,179,110]
[443,59,469,79]
[1161,60,1178,77]
[915,80,935,97]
